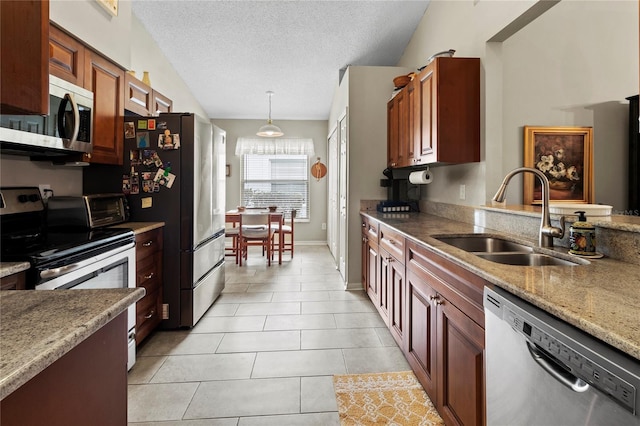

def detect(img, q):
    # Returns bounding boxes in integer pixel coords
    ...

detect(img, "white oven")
[35,242,138,370]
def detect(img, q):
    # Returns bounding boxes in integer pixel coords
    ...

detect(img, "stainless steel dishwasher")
[484,286,640,425]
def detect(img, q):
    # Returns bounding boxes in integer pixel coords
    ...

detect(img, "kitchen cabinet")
[361,216,381,316]
[49,24,85,87]
[0,0,49,115]
[134,227,164,345]
[414,57,480,165]
[83,49,125,165]
[387,85,411,168]
[406,239,485,426]
[379,224,406,346]
[627,95,639,213]
[124,72,173,116]
[0,271,26,291]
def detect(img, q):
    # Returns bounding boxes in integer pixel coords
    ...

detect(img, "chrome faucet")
[491,167,565,247]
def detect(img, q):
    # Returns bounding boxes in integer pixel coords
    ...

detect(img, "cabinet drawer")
[0,271,26,290]
[361,215,379,242]
[136,289,162,345]
[379,225,404,261]
[136,253,161,291]
[135,228,163,261]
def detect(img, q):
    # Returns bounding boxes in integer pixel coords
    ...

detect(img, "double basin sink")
[435,235,585,266]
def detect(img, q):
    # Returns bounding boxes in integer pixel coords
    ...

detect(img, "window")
[241,154,309,219]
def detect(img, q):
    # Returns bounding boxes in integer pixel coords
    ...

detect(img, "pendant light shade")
[257,91,283,137]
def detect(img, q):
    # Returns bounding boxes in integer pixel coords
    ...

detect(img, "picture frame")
[226,164,231,177]
[523,126,593,205]
[96,0,118,16]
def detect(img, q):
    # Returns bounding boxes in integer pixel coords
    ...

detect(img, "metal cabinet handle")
[429,295,438,300]
[526,341,589,393]
[386,256,394,262]
[142,240,154,247]
[144,310,155,319]
[362,222,366,227]
[435,300,444,305]
[144,272,155,280]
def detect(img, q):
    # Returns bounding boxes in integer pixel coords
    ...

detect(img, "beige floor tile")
[245,282,301,292]
[128,383,198,423]
[129,418,238,426]
[343,346,411,374]
[271,291,331,302]
[191,316,266,333]
[252,349,346,378]
[375,326,398,346]
[238,412,340,425]
[183,378,300,418]
[302,299,376,314]
[301,376,339,412]
[334,312,387,328]
[127,355,167,384]
[203,303,239,317]
[137,331,223,356]
[151,353,255,383]
[235,301,300,316]
[217,330,300,353]
[328,289,368,300]
[301,328,383,350]
[216,292,273,304]
[264,314,336,330]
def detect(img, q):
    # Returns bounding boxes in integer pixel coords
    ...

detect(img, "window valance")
[235,138,315,156]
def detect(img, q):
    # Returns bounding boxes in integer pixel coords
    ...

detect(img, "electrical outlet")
[459,185,466,200]
[322,223,327,230]
[38,184,52,200]
[162,304,169,319]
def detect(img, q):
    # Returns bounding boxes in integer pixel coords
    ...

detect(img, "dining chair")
[238,213,275,266]
[272,209,296,259]
[225,213,241,264]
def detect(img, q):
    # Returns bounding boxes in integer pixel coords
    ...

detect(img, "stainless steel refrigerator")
[124,113,226,328]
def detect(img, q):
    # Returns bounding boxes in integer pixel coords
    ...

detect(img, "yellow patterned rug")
[333,371,444,426]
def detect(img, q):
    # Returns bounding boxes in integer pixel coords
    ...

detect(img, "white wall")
[215,119,329,243]
[0,155,83,196]
[397,0,638,210]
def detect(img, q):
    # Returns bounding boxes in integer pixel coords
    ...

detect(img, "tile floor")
[127,245,410,425]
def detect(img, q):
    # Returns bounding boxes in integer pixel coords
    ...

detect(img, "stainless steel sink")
[435,234,583,266]
[475,253,579,266]
[435,235,533,253]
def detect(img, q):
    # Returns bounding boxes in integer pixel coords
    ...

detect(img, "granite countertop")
[110,221,165,235]
[0,288,145,400]
[0,262,30,279]
[362,211,640,361]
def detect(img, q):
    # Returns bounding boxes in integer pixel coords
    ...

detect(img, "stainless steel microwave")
[0,75,93,156]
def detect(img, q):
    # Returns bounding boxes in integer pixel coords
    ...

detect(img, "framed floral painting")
[523,126,593,205]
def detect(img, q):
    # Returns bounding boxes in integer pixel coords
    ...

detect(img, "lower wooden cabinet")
[134,227,163,345]
[361,214,486,426]
[0,271,26,290]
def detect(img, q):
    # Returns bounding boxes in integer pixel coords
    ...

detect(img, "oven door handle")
[40,260,89,280]
[526,341,590,393]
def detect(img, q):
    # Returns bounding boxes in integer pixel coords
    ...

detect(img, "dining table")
[225,208,284,265]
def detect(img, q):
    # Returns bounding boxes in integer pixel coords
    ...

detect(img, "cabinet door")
[387,97,399,167]
[407,80,417,165]
[388,256,405,348]
[0,0,49,115]
[152,90,173,114]
[437,298,485,426]
[84,51,124,165]
[397,88,410,167]
[378,248,391,325]
[417,64,435,162]
[124,72,152,116]
[366,239,380,310]
[406,269,438,399]
[49,24,85,86]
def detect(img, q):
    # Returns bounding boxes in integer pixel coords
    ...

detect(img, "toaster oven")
[47,193,129,229]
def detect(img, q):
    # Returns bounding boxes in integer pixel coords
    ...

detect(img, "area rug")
[333,371,444,426]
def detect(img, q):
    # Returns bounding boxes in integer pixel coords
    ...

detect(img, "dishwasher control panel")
[505,307,636,414]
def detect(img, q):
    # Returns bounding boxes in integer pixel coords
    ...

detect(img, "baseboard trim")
[294,241,329,246]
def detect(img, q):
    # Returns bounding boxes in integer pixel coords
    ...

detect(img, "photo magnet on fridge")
[137,132,150,148]
[122,175,131,194]
[130,149,141,165]
[125,122,135,139]
[148,119,156,130]
[154,168,176,189]
[137,120,148,130]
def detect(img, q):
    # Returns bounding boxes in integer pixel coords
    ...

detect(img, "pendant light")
[257,91,284,137]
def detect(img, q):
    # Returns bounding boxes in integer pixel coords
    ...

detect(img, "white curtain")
[235,138,315,156]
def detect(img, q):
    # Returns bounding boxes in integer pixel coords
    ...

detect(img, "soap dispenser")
[569,211,596,256]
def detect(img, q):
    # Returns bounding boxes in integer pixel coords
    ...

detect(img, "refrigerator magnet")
[148,119,156,131]
[154,168,176,189]
[142,180,152,193]
[142,171,152,180]
[131,183,139,195]
[125,122,135,139]
[172,134,180,149]
[137,132,150,148]
[122,175,131,194]
[153,181,160,192]
[130,150,141,165]
[157,121,167,130]
[159,130,174,150]
[137,120,148,130]
[152,152,163,167]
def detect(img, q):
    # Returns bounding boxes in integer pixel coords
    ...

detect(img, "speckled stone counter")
[0,262,30,279]
[110,221,165,235]
[0,288,145,400]
[361,211,640,361]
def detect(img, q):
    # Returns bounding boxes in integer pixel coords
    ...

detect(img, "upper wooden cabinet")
[124,73,173,116]
[83,50,125,165]
[387,57,480,168]
[415,57,480,165]
[1,0,49,115]
[49,24,85,87]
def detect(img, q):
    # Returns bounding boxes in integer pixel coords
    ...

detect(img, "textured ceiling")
[131,1,430,120]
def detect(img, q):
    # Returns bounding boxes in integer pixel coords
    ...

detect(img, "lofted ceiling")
[131,0,430,121]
